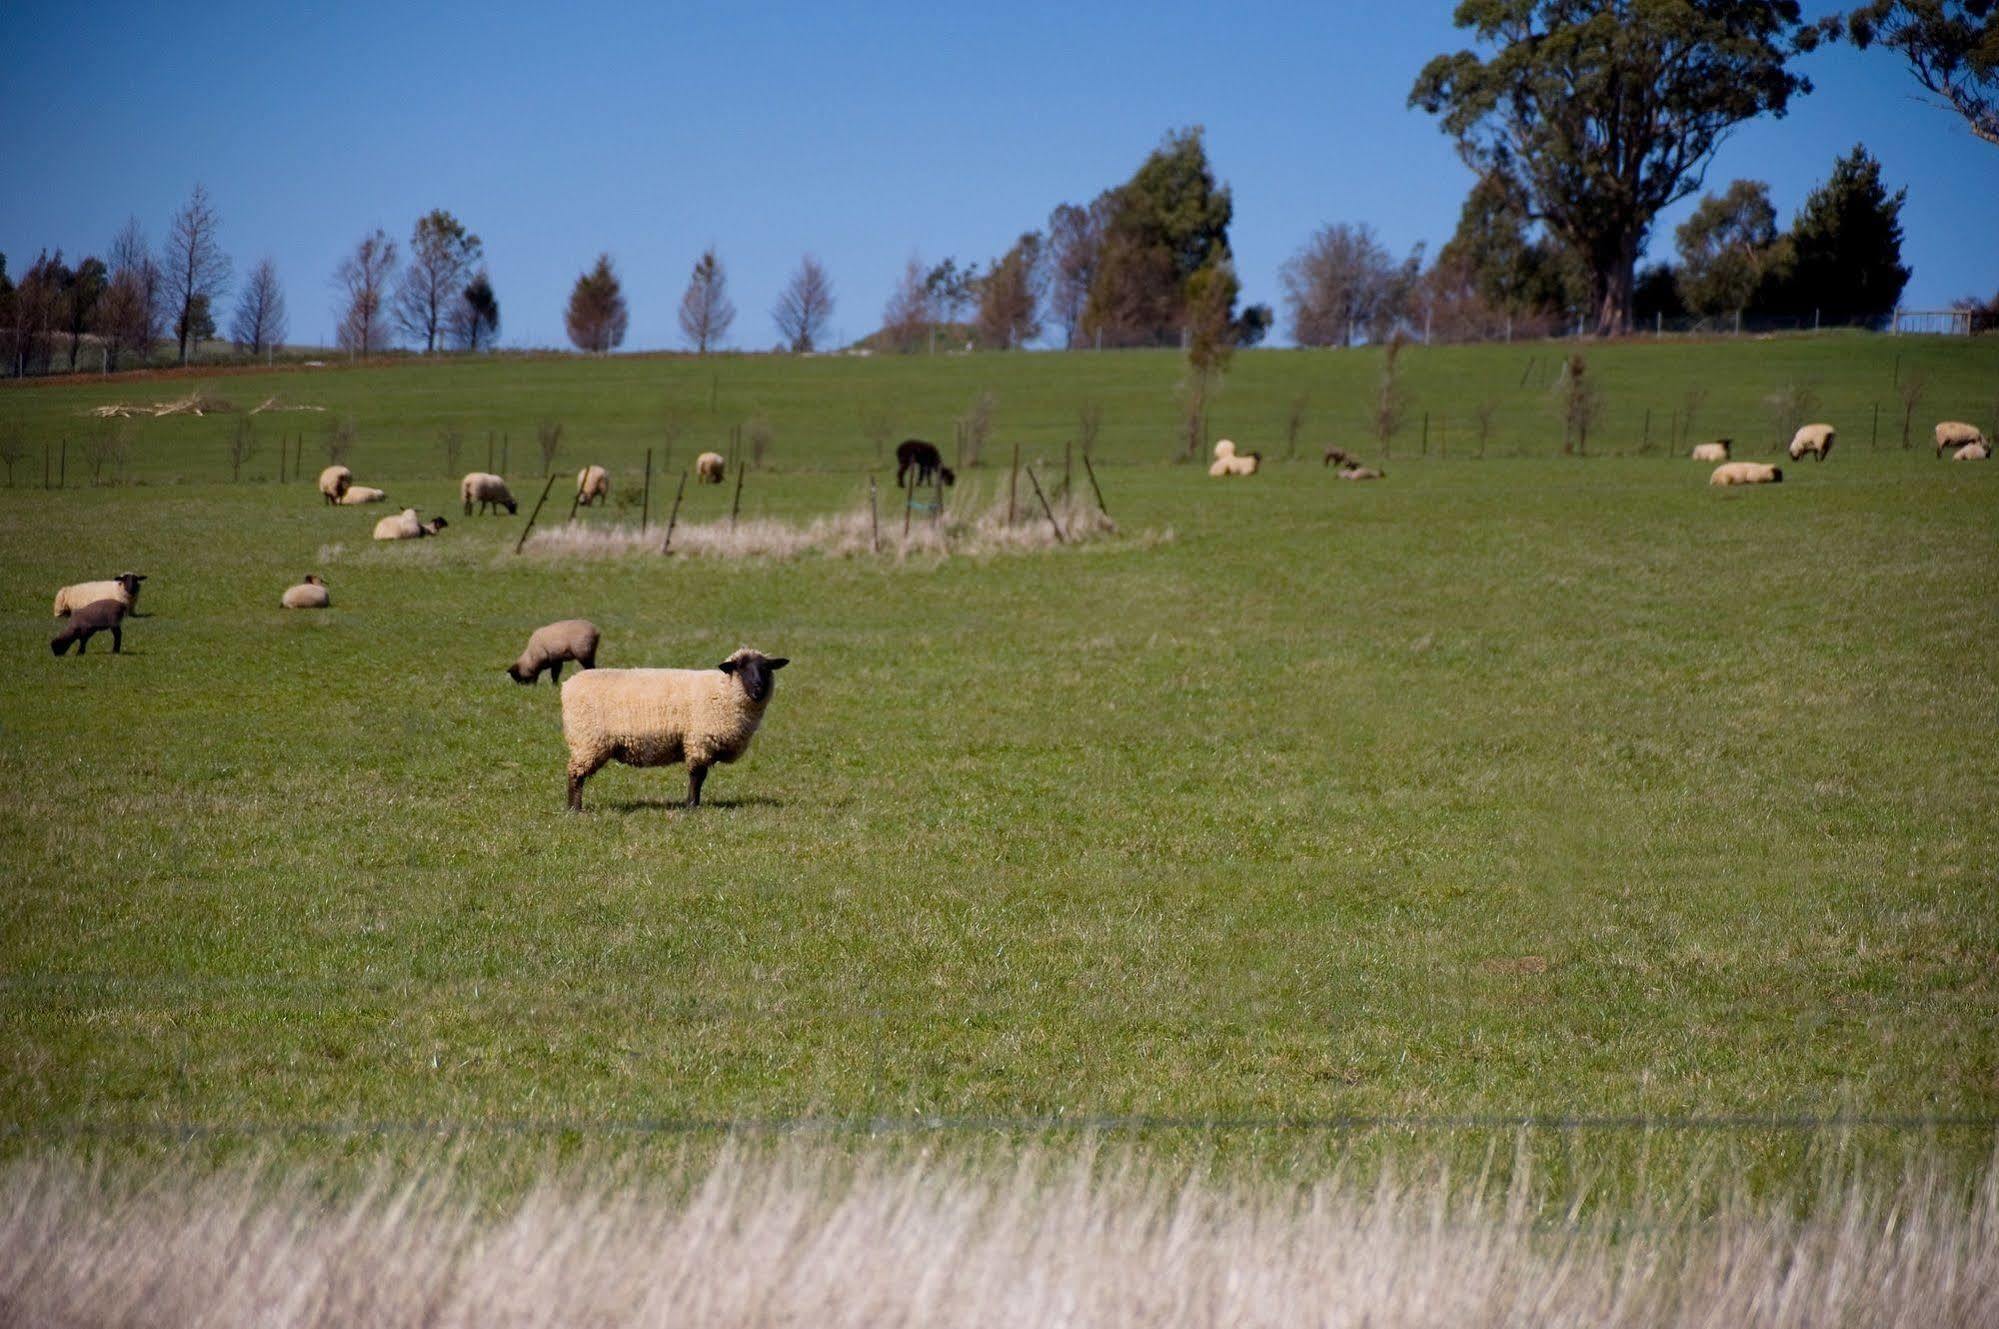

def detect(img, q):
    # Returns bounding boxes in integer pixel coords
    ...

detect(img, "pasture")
[1,336,1995,1208]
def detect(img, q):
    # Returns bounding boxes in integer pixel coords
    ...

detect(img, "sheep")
[576,465,610,506]
[1788,423,1835,462]
[560,647,788,811]
[1207,439,1261,477]
[1935,422,1988,457]
[318,465,352,505]
[1952,441,1989,461]
[1710,461,1784,486]
[50,598,127,656]
[508,619,601,685]
[53,572,145,618]
[280,574,329,609]
[1337,465,1385,481]
[373,508,449,540]
[696,452,726,484]
[1690,439,1732,463]
[1322,446,1356,467]
[460,472,517,515]
[895,439,955,489]
[337,485,387,504]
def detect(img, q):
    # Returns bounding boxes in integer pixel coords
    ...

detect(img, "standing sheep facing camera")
[576,465,610,506]
[1691,439,1732,463]
[461,472,517,515]
[1788,423,1835,462]
[53,572,145,617]
[1710,462,1784,486]
[318,465,352,505]
[1936,422,1987,457]
[560,647,788,811]
[696,452,726,484]
[508,619,600,685]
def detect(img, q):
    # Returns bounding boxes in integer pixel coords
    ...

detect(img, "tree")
[1046,197,1110,347]
[1411,1,1822,335]
[230,257,288,355]
[7,251,61,376]
[772,254,834,352]
[1843,1,1999,146]
[1280,223,1422,346]
[923,258,978,331]
[1770,145,1911,323]
[449,271,500,350]
[1674,179,1782,317]
[565,254,628,353]
[975,232,1046,349]
[1084,127,1235,346]
[60,257,107,370]
[879,256,934,353]
[98,219,163,371]
[677,247,735,353]
[164,184,231,365]
[1435,173,1581,320]
[177,292,216,348]
[334,228,398,358]
[394,210,482,352]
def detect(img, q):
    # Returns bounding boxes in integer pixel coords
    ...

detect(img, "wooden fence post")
[1871,402,1879,450]
[1026,464,1064,544]
[660,470,688,554]
[641,448,653,533]
[512,474,558,554]
[59,439,66,489]
[729,459,745,529]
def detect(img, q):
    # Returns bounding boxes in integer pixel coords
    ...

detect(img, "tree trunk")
[1591,233,1639,337]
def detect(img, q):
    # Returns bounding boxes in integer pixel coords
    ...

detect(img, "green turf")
[1,338,1994,1190]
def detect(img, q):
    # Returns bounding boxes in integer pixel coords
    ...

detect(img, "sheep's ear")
[717,658,739,674]
[767,658,789,670]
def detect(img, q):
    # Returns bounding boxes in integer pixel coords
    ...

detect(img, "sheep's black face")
[505,501,518,514]
[1770,468,1784,483]
[115,573,145,596]
[720,652,789,703]
[939,467,956,487]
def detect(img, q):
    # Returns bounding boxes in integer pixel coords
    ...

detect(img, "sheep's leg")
[686,764,709,808]
[110,625,121,654]
[548,661,564,686]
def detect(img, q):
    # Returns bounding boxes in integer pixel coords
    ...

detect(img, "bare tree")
[1374,334,1409,449]
[975,232,1046,349]
[97,219,163,371]
[226,419,259,481]
[678,248,735,353]
[565,255,627,353]
[1078,400,1104,460]
[1282,223,1421,347]
[1472,397,1498,457]
[164,184,231,366]
[334,230,398,358]
[746,414,774,469]
[879,256,933,354]
[958,390,996,469]
[660,404,684,469]
[230,257,288,356]
[1285,394,1308,460]
[772,254,834,352]
[537,419,564,474]
[1767,381,1821,454]
[82,421,131,483]
[394,210,482,352]
[324,416,357,466]
[1896,369,1927,448]
[1047,198,1108,347]
[1679,386,1708,449]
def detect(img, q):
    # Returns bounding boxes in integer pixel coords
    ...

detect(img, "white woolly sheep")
[1337,465,1385,481]
[576,465,610,506]
[53,572,146,617]
[696,452,726,484]
[1710,461,1784,486]
[373,507,449,540]
[1207,439,1261,477]
[560,647,788,811]
[1690,439,1731,463]
[338,485,387,504]
[1788,423,1835,462]
[318,465,352,505]
[461,472,517,515]
[509,619,601,685]
[1952,441,1989,461]
[280,574,330,609]
[1935,422,1988,457]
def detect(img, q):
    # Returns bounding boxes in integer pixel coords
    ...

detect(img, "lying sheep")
[1936,422,1988,457]
[1691,439,1732,463]
[576,465,610,506]
[318,465,352,505]
[696,452,726,484]
[508,619,600,685]
[561,647,788,811]
[338,485,387,505]
[1788,423,1835,462]
[373,508,449,540]
[1953,442,1989,461]
[1710,461,1784,486]
[53,572,145,617]
[461,472,517,515]
[1322,446,1355,467]
[51,599,127,656]
[1337,465,1385,481]
[281,574,330,609]
[1208,438,1261,477]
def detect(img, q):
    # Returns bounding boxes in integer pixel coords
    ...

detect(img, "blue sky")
[4,1,1991,349]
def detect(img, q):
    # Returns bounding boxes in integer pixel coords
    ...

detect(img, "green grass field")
[2,336,1995,1194]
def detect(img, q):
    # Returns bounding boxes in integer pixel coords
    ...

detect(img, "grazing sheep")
[53,572,145,618]
[895,439,955,489]
[1788,423,1835,462]
[460,472,517,515]
[1691,439,1732,463]
[576,465,610,506]
[280,574,330,609]
[51,599,126,656]
[1710,461,1784,486]
[318,465,352,505]
[1952,441,1989,461]
[696,452,726,484]
[1337,465,1385,481]
[338,485,387,504]
[1935,422,1988,457]
[1207,439,1261,477]
[508,619,601,685]
[373,508,449,540]
[560,647,788,811]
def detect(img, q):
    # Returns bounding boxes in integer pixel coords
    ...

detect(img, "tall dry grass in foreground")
[2,1146,1994,1328]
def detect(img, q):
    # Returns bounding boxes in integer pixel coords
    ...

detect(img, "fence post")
[1421,413,1429,456]
[1007,442,1020,525]
[43,441,50,490]
[59,439,66,489]
[660,470,688,554]
[512,474,558,555]
[1871,402,1879,450]
[1643,408,1651,452]
[729,459,745,529]
[869,475,880,554]
[1064,440,1073,496]
[1083,454,1109,517]
[932,470,943,528]
[1025,464,1063,543]
[641,448,653,533]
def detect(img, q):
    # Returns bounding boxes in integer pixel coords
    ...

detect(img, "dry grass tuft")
[1,1146,1993,1328]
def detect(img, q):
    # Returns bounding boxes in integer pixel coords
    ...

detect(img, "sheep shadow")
[599,795,785,814]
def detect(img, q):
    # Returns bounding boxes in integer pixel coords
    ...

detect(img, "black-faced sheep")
[51,599,126,655]
[1322,446,1355,467]
[1710,461,1783,486]
[373,508,449,540]
[508,619,601,685]
[460,472,517,515]
[53,572,145,618]
[696,452,726,484]
[895,439,955,489]
[281,574,330,609]
[560,647,788,811]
